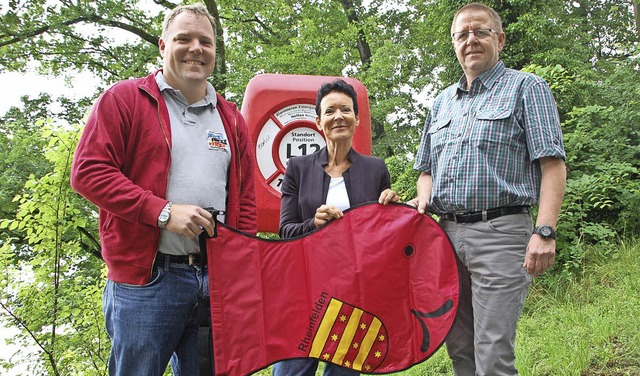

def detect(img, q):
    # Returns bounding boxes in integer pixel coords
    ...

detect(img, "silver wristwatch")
[157,202,172,229]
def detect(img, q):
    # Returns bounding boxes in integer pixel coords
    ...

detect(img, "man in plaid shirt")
[410,3,566,375]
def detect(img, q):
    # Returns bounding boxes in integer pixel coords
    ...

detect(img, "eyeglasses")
[451,28,499,43]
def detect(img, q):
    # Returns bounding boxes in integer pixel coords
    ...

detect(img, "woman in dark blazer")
[279,147,394,238]
[273,79,399,376]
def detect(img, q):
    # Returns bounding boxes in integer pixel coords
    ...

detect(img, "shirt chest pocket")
[427,116,453,152]
[477,107,512,121]
[473,107,520,145]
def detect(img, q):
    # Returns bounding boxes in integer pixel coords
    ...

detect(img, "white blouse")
[325,177,351,211]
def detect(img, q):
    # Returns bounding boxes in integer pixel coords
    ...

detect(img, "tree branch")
[85,14,158,45]
[0,13,158,50]
[205,0,227,93]
[231,12,279,38]
[336,0,372,69]
[77,226,103,260]
[0,299,55,369]
[153,0,178,10]
[633,0,640,38]
[0,16,88,48]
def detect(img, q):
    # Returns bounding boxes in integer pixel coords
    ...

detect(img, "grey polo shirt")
[155,72,230,256]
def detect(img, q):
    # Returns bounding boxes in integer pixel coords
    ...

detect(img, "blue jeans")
[103,258,209,376]
[272,358,360,376]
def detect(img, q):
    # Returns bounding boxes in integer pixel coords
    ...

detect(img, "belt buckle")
[482,210,488,222]
[188,254,196,266]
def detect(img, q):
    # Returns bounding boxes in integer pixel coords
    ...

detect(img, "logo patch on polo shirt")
[207,131,228,151]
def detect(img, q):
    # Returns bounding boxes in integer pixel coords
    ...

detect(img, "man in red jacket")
[71,3,256,375]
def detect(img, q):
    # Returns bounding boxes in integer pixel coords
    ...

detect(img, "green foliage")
[556,163,640,274]
[0,121,105,375]
[386,154,420,202]
[0,102,52,254]
[0,0,162,83]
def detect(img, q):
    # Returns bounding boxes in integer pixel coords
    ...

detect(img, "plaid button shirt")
[414,61,565,214]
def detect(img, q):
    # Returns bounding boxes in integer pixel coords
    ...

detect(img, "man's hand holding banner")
[207,203,460,375]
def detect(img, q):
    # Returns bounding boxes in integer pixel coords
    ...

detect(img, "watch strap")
[533,225,556,239]
[158,202,172,229]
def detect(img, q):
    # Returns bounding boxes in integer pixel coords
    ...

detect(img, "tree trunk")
[634,0,640,38]
[205,0,227,94]
[337,0,372,69]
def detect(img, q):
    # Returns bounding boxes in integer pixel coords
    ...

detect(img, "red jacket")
[71,71,257,285]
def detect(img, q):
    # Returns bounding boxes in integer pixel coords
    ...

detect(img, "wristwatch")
[533,225,556,240]
[157,202,172,229]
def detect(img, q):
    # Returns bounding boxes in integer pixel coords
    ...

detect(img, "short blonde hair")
[162,3,217,39]
[451,3,503,33]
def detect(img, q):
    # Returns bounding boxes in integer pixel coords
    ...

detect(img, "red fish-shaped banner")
[207,203,459,375]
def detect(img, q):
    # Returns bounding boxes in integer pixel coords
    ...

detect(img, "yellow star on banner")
[352,342,359,349]
[344,360,351,368]
[340,315,347,322]
[331,334,339,342]
[375,351,382,358]
[365,364,371,371]
[378,334,386,342]
[360,323,367,330]
[323,353,330,360]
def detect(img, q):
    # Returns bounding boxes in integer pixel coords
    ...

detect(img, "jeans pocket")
[115,266,165,289]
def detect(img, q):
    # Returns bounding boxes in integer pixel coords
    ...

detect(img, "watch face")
[535,225,555,239]
[159,211,170,222]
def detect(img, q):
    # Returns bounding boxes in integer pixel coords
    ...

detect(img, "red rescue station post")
[241,74,372,233]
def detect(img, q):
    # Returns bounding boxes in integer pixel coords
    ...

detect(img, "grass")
[384,239,640,375]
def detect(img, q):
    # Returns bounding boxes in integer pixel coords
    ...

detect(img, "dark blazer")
[279,147,391,238]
